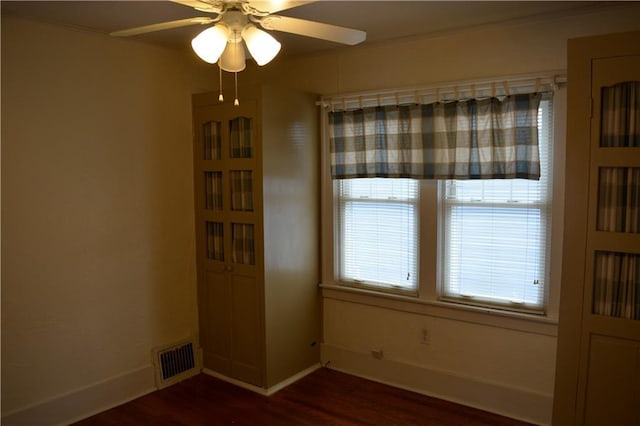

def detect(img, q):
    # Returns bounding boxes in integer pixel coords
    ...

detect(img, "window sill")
[320,283,558,337]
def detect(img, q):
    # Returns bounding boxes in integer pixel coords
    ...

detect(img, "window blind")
[440,98,553,312]
[337,178,419,291]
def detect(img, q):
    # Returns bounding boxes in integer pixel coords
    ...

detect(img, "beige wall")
[1,16,199,417]
[234,3,640,425]
[3,2,640,424]
[240,3,640,94]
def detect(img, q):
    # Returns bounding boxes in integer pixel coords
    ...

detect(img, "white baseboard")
[321,343,551,426]
[203,363,321,396]
[2,365,156,426]
[265,363,322,395]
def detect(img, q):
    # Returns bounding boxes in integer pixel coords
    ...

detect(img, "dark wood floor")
[74,368,533,425]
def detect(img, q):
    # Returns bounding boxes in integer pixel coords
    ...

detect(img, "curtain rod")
[318,71,566,111]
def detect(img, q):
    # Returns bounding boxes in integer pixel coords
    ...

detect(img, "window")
[439,97,553,313]
[328,86,558,319]
[336,178,419,293]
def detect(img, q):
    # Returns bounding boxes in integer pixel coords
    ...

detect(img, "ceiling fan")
[111,1,365,104]
[110,0,367,64]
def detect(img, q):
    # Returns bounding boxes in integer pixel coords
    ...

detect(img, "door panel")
[230,273,262,386]
[193,95,264,387]
[578,50,640,424]
[584,335,640,426]
[554,31,640,425]
[201,269,232,375]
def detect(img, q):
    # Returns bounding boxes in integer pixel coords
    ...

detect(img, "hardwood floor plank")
[73,368,533,425]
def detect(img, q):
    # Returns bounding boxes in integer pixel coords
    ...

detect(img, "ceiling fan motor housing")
[223,10,249,41]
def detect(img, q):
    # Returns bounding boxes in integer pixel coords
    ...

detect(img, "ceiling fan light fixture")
[241,25,281,66]
[111,1,367,107]
[191,24,229,64]
[219,39,247,73]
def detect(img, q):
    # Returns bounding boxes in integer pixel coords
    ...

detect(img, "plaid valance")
[329,93,542,180]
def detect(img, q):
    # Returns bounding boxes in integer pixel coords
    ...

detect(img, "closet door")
[195,104,233,376]
[225,102,263,386]
[554,31,640,425]
[193,97,263,387]
[578,54,640,426]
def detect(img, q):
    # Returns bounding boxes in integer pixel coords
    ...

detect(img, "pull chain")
[218,65,224,102]
[234,72,239,106]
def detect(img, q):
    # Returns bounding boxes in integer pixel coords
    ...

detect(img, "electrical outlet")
[421,328,430,345]
[371,349,384,359]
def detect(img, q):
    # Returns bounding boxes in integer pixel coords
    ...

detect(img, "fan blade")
[110,17,216,37]
[259,16,365,45]
[245,1,315,15]
[170,0,225,14]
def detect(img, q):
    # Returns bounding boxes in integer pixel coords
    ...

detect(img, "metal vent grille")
[154,341,197,387]
[160,342,195,380]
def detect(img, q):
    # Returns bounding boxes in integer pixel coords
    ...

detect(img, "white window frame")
[334,178,419,295]
[437,95,553,314]
[320,76,565,330]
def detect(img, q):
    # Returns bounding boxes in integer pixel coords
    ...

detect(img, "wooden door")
[578,53,640,426]
[193,96,263,387]
[554,31,640,425]
[225,101,262,386]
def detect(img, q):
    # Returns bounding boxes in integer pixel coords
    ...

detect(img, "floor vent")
[153,340,198,388]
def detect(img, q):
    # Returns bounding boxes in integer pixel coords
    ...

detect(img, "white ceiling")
[1,1,618,58]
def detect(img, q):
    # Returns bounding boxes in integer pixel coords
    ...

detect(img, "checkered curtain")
[205,172,223,211]
[598,168,640,233]
[593,81,640,321]
[206,221,224,261]
[597,82,640,233]
[594,252,640,320]
[230,117,253,158]
[232,223,255,265]
[204,120,221,160]
[230,170,254,212]
[600,81,640,147]
[329,93,541,180]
